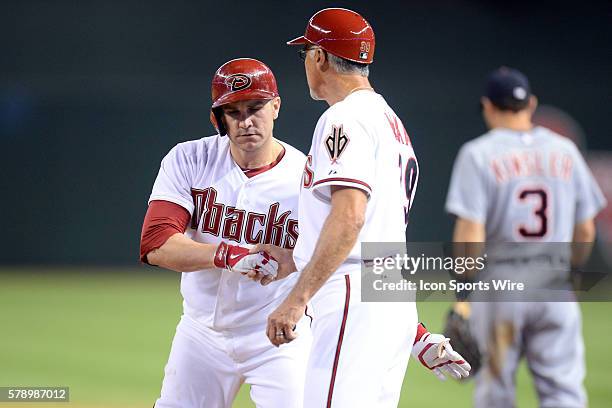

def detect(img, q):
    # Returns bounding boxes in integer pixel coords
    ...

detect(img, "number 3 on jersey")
[516,186,551,239]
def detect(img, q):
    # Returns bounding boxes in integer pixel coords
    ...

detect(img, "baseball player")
[140,58,311,408]
[445,67,607,407]
[250,8,470,408]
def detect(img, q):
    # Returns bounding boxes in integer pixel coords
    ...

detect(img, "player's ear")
[480,97,495,128]
[210,109,227,136]
[316,49,329,72]
[480,97,490,109]
[480,97,494,115]
[218,110,230,136]
[272,97,281,120]
[528,95,538,114]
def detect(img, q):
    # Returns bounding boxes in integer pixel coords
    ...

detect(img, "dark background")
[2,0,610,265]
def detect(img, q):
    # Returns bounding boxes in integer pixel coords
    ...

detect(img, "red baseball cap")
[287,8,375,64]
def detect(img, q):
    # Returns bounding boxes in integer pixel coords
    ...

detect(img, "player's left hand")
[412,323,471,380]
[266,299,304,347]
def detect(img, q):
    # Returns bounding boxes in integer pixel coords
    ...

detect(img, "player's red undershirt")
[140,148,286,263]
[140,201,191,263]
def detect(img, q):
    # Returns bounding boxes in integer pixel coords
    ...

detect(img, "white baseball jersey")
[149,135,306,330]
[293,90,419,407]
[445,126,606,242]
[293,90,419,275]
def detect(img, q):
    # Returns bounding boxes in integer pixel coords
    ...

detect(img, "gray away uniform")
[446,126,606,408]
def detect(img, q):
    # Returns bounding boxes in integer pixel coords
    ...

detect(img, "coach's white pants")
[154,313,311,408]
[304,271,417,408]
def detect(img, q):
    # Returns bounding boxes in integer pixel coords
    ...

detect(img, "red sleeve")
[140,200,191,264]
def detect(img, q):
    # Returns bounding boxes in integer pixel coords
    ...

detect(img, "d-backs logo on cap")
[225,74,252,92]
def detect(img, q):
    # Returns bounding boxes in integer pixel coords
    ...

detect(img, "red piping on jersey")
[313,177,372,192]
[327,274,351,408]
[305,305,314,327]
[140,200,191,263]
[240,147,286,178]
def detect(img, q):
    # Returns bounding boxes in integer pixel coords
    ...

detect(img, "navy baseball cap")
[484,67,531,111]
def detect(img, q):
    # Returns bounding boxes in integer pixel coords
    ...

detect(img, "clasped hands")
[213,241,295,285]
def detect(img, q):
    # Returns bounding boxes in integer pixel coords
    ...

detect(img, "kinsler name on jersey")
[190,187,299,249]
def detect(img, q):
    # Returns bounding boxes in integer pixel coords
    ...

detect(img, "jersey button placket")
[240,183,251,207]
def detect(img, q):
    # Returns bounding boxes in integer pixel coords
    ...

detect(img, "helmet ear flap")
[210,109,227,136]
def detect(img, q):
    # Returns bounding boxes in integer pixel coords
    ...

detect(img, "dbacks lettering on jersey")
[325,125,350,164]
[190,187,299,249]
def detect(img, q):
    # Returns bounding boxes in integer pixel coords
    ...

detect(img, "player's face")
[221,98,281,151]
[303,47,325,100]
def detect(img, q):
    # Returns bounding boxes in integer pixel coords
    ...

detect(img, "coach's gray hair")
[328,54,370,77]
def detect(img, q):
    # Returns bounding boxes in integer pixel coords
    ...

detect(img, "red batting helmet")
[287,8,375,64]
[210,58,279,135]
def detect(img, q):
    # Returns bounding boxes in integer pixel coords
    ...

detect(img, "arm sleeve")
[572,147,607,223]
[445,144,488,223]
[149,144,200,213]
[140,200,191,264]
[310,116,376,201]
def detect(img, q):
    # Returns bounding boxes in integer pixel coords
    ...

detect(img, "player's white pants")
[154,313,312,408]
[303,270,417,408]
[471,301,586,408]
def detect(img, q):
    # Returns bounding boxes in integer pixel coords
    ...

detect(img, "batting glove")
[213,242,278,277]
[412,322,472,380]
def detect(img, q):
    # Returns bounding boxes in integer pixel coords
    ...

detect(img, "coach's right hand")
[249,244,297,286]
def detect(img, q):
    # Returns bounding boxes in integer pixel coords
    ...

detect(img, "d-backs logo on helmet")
[210,58,280,136]
[226,74,252,92]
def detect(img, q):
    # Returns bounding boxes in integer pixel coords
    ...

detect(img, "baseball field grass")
[1,268,610,407]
